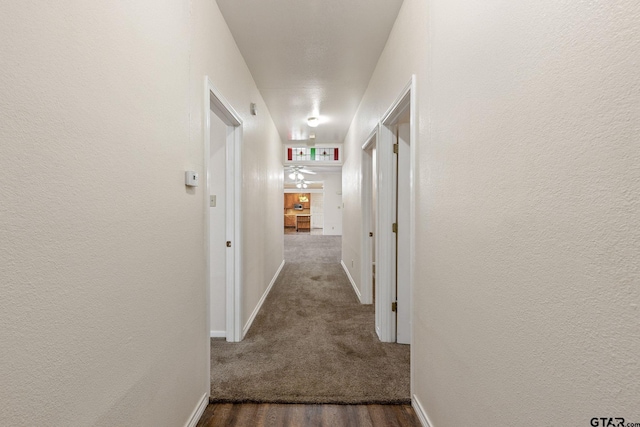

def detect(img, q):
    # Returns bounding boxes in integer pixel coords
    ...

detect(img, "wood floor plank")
[198,403,421,427]
[235,403,259,427]
[303,405,322,427]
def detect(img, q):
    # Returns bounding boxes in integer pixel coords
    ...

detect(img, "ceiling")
[216,0,404,145]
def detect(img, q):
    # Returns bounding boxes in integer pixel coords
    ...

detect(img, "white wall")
[0,1,283,426]
[342,0,640,425]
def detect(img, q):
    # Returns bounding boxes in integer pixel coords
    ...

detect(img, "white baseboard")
[243,259,285,338]
[341,260,362,303]
[412,394,434,427]
[184,392,209,427]
[209,330,225,338]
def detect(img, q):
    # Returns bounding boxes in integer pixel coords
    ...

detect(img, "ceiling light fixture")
[288,172,296,180]
[307,117,319,128]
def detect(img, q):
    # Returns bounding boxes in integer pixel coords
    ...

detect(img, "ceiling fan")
[286,165,315,180]
[294,179,321,189]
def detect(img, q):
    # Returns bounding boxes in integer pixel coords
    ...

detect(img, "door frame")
[374,75,416,343]
[360,130,377,308]
[204,77,243,343]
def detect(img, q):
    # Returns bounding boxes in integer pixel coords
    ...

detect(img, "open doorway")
[204,78,243,343]
[208,109,227,338]
[283,165,343,236]
[361,132,377,308]
[366,76,415,344]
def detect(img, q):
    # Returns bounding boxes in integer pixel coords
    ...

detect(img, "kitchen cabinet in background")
[284,193,311,209]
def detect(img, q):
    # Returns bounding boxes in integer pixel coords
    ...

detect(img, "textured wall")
[418,0,640,424]
[342,0,640,425]
[0,0,283,425]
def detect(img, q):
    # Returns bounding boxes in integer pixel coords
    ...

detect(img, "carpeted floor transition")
[209,234,410,404]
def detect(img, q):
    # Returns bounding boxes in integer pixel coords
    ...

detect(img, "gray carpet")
[209,234,410,404]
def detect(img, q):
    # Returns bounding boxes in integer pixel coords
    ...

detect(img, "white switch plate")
[210,195,216,207]
[185,171,199,187]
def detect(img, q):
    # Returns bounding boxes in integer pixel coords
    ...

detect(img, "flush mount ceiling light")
[307,117,319,127]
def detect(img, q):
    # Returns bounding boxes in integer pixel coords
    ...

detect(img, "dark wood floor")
[196,403,422,427]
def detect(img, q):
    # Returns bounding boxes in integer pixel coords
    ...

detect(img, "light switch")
[210,195,216,207]
[185,171,199,187]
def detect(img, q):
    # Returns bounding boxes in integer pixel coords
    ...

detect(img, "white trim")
[203,78,212,403]
[227,126,244,342]
[205,77,244,343]
[381,80,412,126]
[284,188,324,194]
[184,392,209,427]
[376,122,396,342]
[362,128,378,151]
[375,76,416,343]
[341,260,362,302]
[242,260,285,338]
[209,330,226,338]
[412,394,434,427]
[409,75,417,347]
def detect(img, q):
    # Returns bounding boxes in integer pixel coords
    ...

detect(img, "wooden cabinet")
[284,193,311,209]
[301,194,310,209]
[296,215,311,231]
[284,193,296,209]
[284,215,296,227]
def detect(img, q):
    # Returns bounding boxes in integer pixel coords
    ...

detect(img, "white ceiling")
[216,0,404,145]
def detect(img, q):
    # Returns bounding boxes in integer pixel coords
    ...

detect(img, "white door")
[311,192,324,229]
[209,110,227,336]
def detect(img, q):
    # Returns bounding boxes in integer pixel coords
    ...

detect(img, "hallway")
[201,234,417,426]
[208,234,410,404]
[3,1,639,425]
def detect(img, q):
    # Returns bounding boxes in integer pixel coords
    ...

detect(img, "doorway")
[310,192,324,231]
[367,76,415,344]
[208,109,227,338]
[204,77,243,343]
[361,132,377,309]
